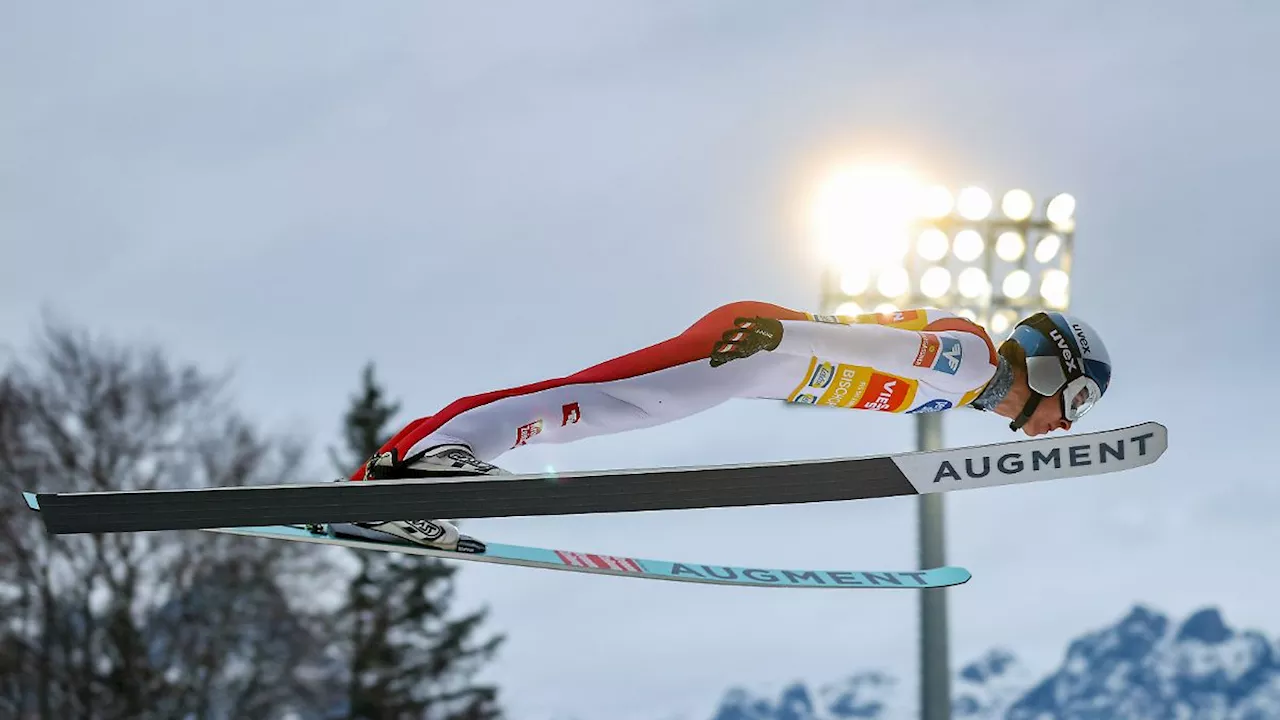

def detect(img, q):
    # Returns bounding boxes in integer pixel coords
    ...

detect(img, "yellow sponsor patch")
[818,364,870,408]
[811,364,921,411]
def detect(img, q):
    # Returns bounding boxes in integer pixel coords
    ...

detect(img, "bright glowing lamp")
[990,309,1018,335]
[1001,269,1031,298]
[956,187,993,220]
[876,267,910,297]
[840,266,871,295]
[1046,193,1076,229]
[920,267,952,298]
[957,267,989,298]
[917,229,949,261]
[834,301,863,317]
[1001,189,1034,221]
[1034,234,1061,263]
[811,164,924,266]
[995,231,1025,261]
[1040,269,1070,308]
[953,230,984,262]
[919,185,954,219]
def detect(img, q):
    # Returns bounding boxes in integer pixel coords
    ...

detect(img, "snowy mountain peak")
[1008,605,1280,719]
[700,605,1280,720]
[1177,607,1233,644]
[818,671,896,718]
[958,648,1018,685]
[954,648,1030,719]
[711,688,775,720]
[775,683,815,720]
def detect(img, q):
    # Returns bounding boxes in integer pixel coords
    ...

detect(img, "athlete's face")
[1019,390,1072,437]
[993,364,1074,436]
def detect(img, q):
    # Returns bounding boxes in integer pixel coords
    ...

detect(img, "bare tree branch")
[0,317,345,719]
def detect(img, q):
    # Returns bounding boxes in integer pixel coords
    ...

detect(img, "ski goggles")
[1061,375,1102,423]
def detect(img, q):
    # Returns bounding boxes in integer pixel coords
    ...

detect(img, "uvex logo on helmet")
[1072,324,1092,355]
[1048,328,1079,373]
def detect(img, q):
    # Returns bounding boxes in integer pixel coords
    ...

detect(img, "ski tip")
[938,565,973,585]
[22,492,40,511]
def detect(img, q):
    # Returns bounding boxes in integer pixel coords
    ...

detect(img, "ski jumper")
[351,300,998,479]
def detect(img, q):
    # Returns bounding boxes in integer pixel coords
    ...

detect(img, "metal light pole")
[914,412,947,720]
[813,176,1077,720]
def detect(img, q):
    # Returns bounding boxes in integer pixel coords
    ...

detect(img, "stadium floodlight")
[990,308,1019,335]
[955,186,993,220]
[957,267,989,298]
[877,267,911,298]
[814,167,1078,720]
[1034,234,1061,263]
[1001,189,1034,221]
[810,163,924,268]
[1040,268,1070,309]
[1001,269,1032,299]
[840,266,871,295]
[917,229,950,261]
[995,231,1025,262]
[920,267,952,299]
[1046,192,1076,230]
[834,300,863,317]
[920,184,954,219]
[953,230,985,262]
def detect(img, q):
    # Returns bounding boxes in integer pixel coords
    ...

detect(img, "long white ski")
[24,421,1167,535]
[206,523,972,590]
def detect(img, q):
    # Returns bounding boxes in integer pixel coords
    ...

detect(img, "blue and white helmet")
[1005,311,1112,429]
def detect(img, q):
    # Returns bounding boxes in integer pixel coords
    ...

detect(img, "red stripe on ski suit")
[924,318,998,365]
[349,300,809,480]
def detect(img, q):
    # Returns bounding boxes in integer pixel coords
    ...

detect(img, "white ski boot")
[351,443,510,554]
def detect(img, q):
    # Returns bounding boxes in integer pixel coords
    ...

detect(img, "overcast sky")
[4,2,1279,718]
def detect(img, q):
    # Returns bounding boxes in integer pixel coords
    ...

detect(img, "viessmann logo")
[854,372,913,412]
[862,379,899,411]
[929,429,1157,483]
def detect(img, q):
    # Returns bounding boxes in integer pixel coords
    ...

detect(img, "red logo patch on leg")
[561,402,581,426]
[513,419,544,447]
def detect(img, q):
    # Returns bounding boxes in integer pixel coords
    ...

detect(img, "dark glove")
[710,317,784,367]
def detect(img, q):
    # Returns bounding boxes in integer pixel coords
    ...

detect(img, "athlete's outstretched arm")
[774,317,996,393]
[711,311,998,394]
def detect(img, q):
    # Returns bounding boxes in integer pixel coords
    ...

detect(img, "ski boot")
[347,443,510,554]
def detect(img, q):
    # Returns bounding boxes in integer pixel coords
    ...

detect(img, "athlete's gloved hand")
[710,317,784,367]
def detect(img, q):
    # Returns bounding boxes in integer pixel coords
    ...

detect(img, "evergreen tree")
[330,363,505,720]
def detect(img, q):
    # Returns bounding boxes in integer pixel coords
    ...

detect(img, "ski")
[24,421,1166,536]
[204,523,973,590]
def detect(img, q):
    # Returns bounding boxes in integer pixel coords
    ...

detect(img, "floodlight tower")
[813,171,1077,720]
